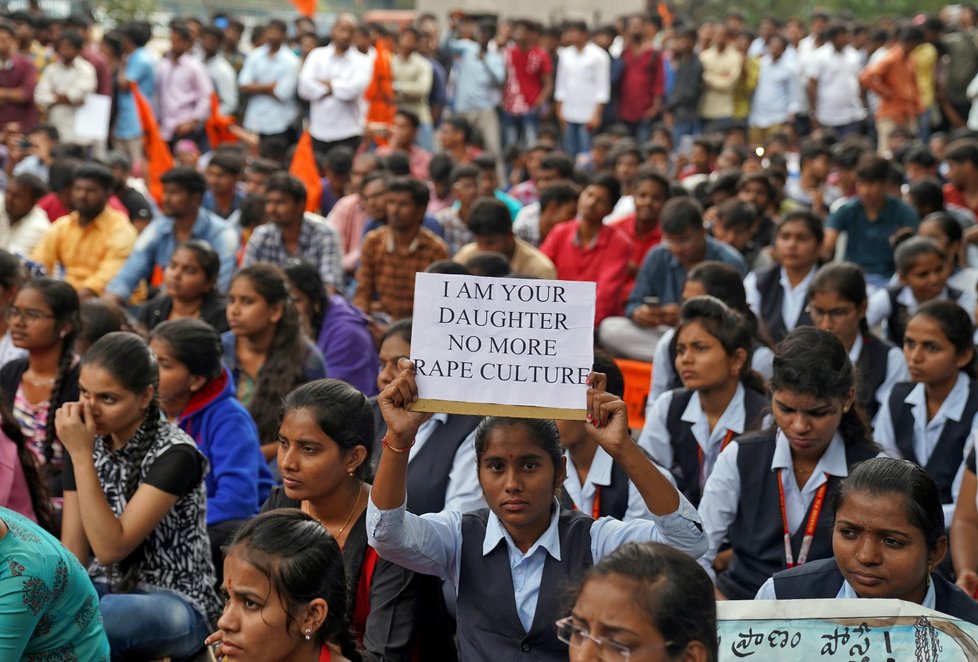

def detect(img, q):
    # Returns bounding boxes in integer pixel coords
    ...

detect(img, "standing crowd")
[6,3,978,661]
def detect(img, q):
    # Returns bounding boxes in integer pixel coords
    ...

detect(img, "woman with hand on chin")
[367,359,705,661]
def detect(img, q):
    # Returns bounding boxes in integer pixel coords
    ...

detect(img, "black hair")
[394,107,421,129]
[21,279,79,462]
[920,211,963,249]
[465,252,511,277]
[208,149,245,177]
[589,173,622,209]
[82,332,161,592]
[832,457,946,553]
[161,166,207,197]
[118,20,151,47]
[231,264,308,444]
[633,166,670,193]
[383,152,411,177]
[72,163,115,191]
[715,199,756,231]
[77,299,128,353]
[572,542,718,662]
[778,209,825,245]
[945,140,978,166]
[474,417,563,472]
[770,327,874,447]
[237,194,266,231]
[442,116,473,143]
[468,198,511,236]
[386,176,430,209]
[450,164,479,185]
[226,509,361,660]
[150,319,223,382]
[200,24,224,42]
[661,197,704,234]
[281,379,374,482]
[855,154,890,182]
[57,30,84,51]
[539,154,575,179]
[0,250,24,292]
[169,21,193,42]
[676,296,766,393]
[266,18,288,33]
[324,146,354,177]
[428,153,457,184]
[908,177,945,215]
[172,239,221,291]
[539,182,581,210]
[0,387,55,531]
[808,262,870,334]
[381,318,412,347]
[247,158,283,178]
[425,259,472,275]
[910,300,978,379]
[283,260,329,338]
[894,236,944,275]
[904,145,938,168]
[0,21,16,37]
[265,172,308,206]
[799,142,832,168]
[592,349,624,398]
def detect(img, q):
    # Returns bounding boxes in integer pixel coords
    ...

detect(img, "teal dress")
[0,507,110,660]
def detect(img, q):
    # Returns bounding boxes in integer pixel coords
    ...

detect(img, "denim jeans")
[623,119,653,144]
[672,119,701,147]
[562,122,591,159]
[417,122,435,152]
[95,583,211,661]
[502,110,540,149]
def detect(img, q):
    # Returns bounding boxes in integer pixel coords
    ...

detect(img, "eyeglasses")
[4,306,55,323]
[555,617,673,661]
[805,305,857,322]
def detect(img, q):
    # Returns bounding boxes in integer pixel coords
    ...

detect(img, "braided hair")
[0,391,55,532]
[230,265,307,444]
[20,279,80,464]
[81,331,161,593]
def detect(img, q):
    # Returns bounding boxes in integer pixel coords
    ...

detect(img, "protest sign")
[409,272,596,419]
[718,599,978,661]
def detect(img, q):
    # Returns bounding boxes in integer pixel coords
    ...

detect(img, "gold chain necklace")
[306,485,362,538]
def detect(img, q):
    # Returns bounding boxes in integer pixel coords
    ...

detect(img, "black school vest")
[772,558,978,624]
[456,508,594,662]
[664,387,769,506]
[557,448,658,519]
[716,430,878,600]
[886,379,978,504]
[755,265,814,345]
[855,334,893,422]
[371,399,481,515]
[884,285,965,347]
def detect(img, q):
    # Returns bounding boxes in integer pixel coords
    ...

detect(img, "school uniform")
[647,328,774,404]
[560,446,674,521]
[366,495,705,662]
[698,429,879,600]
[866,284,974,347]
[849,333,909,423]
[371,400,484,514]
[756,558,978,625]
[639,384,768,506]
[874,372,978,527]
[744,264,816,344]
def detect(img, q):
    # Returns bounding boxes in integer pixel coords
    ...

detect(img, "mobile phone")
[643,296,661,308]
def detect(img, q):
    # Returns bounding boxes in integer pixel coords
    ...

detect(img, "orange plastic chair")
[614,358,653,431]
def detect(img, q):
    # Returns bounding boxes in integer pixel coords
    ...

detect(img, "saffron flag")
[205,92,238,148]
[130,82,173,204]
[289,130,323,213]
[290,0,317,18]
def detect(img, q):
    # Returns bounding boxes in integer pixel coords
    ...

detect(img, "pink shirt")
[155,52,214,140]
[327,193,369,274]
[375,144,432,180]
[0,430,37,522]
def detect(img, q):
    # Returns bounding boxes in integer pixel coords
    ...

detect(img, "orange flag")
[289,130,323,213]
[364,37,395,133]
[205,92,239,148]
[290,0,316,18]
[130,82,173,204]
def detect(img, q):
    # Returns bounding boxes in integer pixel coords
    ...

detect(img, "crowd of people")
[6,2,978,661]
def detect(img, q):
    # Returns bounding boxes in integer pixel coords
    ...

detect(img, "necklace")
[24,372,56,387]
[307,485,363,538]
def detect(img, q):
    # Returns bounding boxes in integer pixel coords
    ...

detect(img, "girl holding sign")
[367,361,705,661]
[697,327,880,600]
[759,457,978,624]
[639,296,769,506]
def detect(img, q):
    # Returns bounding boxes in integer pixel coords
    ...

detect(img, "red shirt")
[539,219,631,325]
[0,54,37,130]
[618,46,664,122]
[943,183,978,218]
[38,193,130,223]
[503,45,553,115]
[608,213,662,302]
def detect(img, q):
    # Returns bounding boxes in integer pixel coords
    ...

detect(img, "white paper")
[73,94,112,142]
[410,273,596,411]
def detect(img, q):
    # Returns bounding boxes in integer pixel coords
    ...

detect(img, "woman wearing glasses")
[805,263,908,421]
[558,541,717,662]
[0,278,80,504]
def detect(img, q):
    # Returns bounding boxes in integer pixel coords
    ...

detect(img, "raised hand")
[377,358,428,448]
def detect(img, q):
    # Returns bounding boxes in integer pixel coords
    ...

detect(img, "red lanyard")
[777,469,829,568]
[696,429,736,482]
[319,645,331,662]
[570,485,602,519]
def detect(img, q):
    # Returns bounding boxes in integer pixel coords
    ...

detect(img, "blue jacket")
[177,367,274,525]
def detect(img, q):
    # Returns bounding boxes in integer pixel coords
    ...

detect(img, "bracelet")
[382,435,415,454]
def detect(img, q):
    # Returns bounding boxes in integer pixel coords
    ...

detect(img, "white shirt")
[848,334,910,425]
[647,327,775,404]
[744,266,816,335]
[298,45,374,141]
[698,431,857,580]
[412,414,485,513]
[639,383,751,488]
[755,570,937,607]
[874,372,975,526]
[205,53,239,116]
[562,446,658,522]
[806,44,867,126]
[554,42,611,124]
[0,202,51,258]
[867,285,977,332]
[33,57,98,145]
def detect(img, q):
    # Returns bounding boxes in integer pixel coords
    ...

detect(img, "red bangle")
[382,436,415,454]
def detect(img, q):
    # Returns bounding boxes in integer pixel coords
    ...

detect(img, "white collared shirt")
[698,430,858,579]
[639,383,749,486]
[874,372,975,526]
[806,44,866,126]
[866,285,977,331]
[298,44,374,141]
[412,414,485,513]
[554,42,611,124]
[848,334,910,424]
[755,571,937,607]
[744,266,816,334]
[562,447,673,522]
